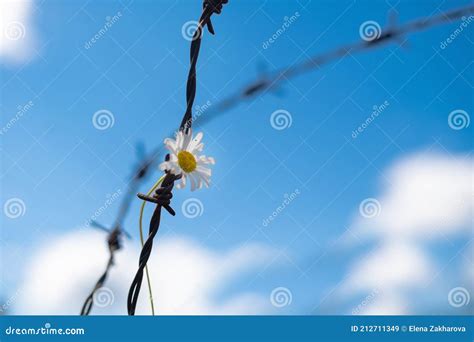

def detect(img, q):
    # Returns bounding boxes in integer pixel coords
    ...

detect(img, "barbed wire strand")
[126,0,229,316]
[195,4,474,125]
[83,3,470,316]
[141,5,474,159]
[80,149,158,315]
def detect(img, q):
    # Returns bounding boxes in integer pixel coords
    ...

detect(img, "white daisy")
[160,129,215,191]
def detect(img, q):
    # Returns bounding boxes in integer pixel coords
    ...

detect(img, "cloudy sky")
[1,0,472,315]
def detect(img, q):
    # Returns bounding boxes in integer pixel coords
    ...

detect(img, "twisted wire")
[127,173,181,315]
[195,4,474,125]
[80,150,156,315]
[127,0,228,316]
[80,228,120,315]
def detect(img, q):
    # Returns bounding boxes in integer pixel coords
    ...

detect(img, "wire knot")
[107,228,122,253]
[137,173,182,216]
[202,0,228,34]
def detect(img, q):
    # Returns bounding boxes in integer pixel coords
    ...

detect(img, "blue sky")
[1,0,473,315]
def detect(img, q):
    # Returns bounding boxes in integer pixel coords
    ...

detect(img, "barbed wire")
[141,4,474,160]
[195,4,474,126]
[80,147,158,315]
[81,2,471,316]
[126,0,229,316]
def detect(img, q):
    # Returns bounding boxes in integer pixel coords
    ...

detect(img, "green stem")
[139,174,165,315]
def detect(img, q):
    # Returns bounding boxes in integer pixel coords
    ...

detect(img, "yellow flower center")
[177,150,197,173]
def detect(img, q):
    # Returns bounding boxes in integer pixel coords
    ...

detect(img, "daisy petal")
[196,166,211,177]
[188,173,197,191]
[164,138,178,154]
[160,161,171,171]
[196,170,210,188]
[182,129,193,151]
[176,174,187,189]
[197,155,215,165]
[176,131,184,150]
[187,132,204,152]
[161,130,214,191]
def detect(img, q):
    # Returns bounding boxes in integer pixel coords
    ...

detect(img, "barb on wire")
[194,4,474,126]
[80,145,159,315]
[126,0,228,316]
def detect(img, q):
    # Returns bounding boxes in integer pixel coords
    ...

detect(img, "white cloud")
[357,152,473,240]
[357,293,408,315]
[13,230,275,315]
[0,0,37,64]
[343,242,435,294]
[341,152,473,315]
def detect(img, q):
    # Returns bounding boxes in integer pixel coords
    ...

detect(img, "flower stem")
[139,174,165,315]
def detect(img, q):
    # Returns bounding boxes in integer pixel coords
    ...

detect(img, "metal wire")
[196,4,474,125]
[80,149,157,315]
[80,228,120,315]
[126,0,228,316]
[83,2,471,316]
